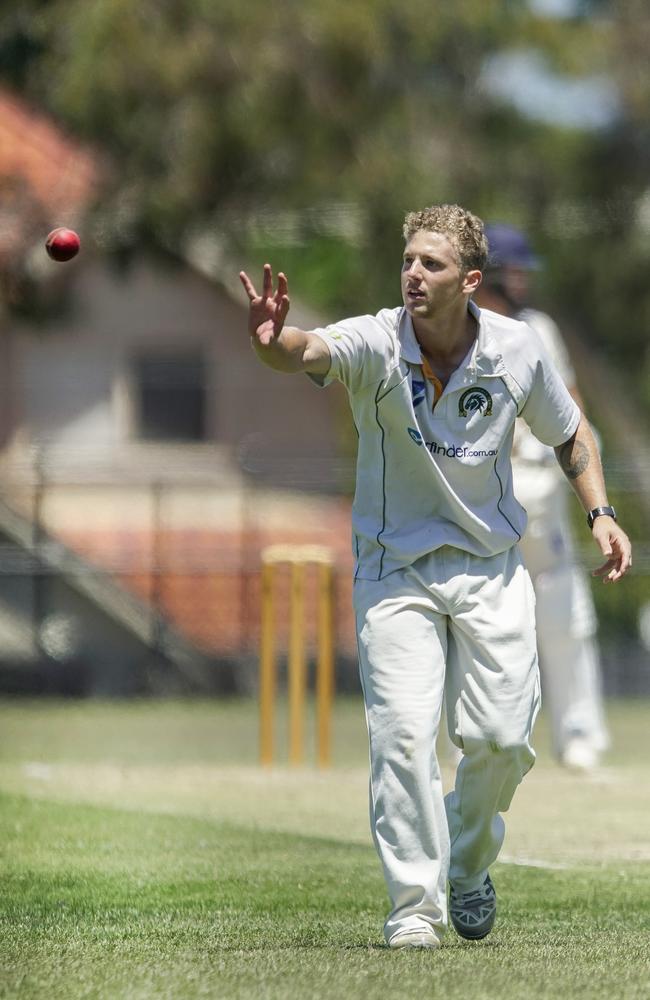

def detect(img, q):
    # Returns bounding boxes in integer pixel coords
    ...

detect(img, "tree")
[1,0,649,396]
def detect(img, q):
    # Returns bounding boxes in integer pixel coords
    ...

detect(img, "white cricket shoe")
[388,926,441,950]
[561,737,600,772]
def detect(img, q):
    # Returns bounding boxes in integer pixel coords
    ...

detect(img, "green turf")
[0,695,369,767]
[1,698,649,999]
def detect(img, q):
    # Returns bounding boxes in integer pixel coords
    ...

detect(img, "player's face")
[401,231,468,319]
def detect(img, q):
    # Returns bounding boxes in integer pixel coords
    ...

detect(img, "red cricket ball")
[45,227,80,262]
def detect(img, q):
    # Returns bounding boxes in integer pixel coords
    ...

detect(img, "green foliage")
[0,1,584,238]
[3,0,645,406]
[246,234,372,316]
[0,2,648,384]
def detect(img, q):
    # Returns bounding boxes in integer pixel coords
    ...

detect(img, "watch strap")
[587,505,617,529]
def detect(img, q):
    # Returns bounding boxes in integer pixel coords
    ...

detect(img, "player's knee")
[459,737,535,810]
[463,734,534,772]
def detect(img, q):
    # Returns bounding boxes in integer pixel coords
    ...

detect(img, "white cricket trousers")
[514,461,609,758]
[354,545,541,946]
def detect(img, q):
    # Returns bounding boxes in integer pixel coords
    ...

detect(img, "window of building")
[132,353,207,441]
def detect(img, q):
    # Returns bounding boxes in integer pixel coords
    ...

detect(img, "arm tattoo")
[558,439,590,480]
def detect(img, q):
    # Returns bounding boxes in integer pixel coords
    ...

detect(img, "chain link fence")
[0,446,648,697]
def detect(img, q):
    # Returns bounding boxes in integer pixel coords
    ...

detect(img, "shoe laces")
[451,878,494,910]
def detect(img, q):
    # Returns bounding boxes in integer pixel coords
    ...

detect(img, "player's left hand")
[591,519,632,583]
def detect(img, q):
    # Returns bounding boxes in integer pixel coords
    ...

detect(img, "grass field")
[1,697,649,999]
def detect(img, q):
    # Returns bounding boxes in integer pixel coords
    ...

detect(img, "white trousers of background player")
[355,545,541,947]
[513,462,609,760]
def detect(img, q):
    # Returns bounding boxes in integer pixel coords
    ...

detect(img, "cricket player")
[240,204,631,950]
[476,223,609,771]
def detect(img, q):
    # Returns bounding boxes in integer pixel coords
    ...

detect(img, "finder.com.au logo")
[408,427,497,459]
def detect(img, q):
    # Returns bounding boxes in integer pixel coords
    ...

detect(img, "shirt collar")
[397,308,423,364]
[398,300,505,380]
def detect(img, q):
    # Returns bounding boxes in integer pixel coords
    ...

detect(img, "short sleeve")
[308,309,400,393]
[522,309,576,386]
[518,331,581,446]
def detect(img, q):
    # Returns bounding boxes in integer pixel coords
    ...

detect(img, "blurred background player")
[475,223,609,772]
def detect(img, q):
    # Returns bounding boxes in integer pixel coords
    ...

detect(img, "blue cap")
[484,223,540,270]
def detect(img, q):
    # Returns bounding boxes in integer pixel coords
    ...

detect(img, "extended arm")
[239,264,330,376]
[555,414,632,582]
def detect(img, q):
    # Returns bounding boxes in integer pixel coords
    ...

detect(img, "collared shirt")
[310,301,581,580]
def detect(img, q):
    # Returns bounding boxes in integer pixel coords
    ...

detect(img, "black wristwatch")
[587,505,617,530]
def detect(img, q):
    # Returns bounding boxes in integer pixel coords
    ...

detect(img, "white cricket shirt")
[512,308,576,467]
[311,301,581,580]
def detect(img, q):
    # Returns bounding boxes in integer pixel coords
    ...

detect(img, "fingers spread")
[591,542,632,582]
[262,263,273,301]
[277,272,289,299]
[591,524,632,583]
[239,271,257,302]
[592,557,621,583]
[275,294,290,332]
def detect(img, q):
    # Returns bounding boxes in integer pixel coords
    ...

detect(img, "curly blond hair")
[403,204,488,272]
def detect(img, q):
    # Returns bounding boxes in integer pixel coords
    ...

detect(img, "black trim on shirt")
[494,458,522,541]
[374,380,388,579]
[375,368,409,403]
[353,532,360,581]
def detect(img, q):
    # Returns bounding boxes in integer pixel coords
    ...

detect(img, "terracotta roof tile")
[0,88,103,254]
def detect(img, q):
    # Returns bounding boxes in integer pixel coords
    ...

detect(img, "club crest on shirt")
[458,387,493,417]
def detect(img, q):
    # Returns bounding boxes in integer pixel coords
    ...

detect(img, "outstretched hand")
[239,264,290,347]
[591,519,632,583]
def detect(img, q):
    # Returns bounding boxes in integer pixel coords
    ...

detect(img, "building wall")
[6,254,345,468]
[0,254,358,683]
